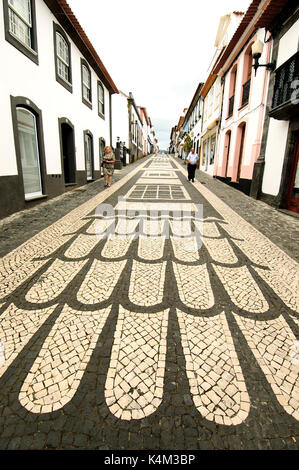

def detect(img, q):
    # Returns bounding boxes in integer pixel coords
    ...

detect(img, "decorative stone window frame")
[3,0,39,64]
[53,22,72,93]
[97,80,105,119]
[10,96,47,201]
[81,58,92,109]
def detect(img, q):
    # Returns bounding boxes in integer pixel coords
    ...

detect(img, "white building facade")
[0,0,118,219]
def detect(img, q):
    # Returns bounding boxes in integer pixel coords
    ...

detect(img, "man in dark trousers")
[187,148,199,182]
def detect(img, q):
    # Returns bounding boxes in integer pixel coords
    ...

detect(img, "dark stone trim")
[259,192,280,208]
[81,58,92,110]
[76,170,88,187]
[2,0,39,64]
[277,119,299,209]
[83,130,94,181]
[10,95,47,201]
[0,175,24,219]
[97,80,105,119]
[269,101,299,121]
[215,176,252,196]
[53,22,72,93]
[58,117,77,185]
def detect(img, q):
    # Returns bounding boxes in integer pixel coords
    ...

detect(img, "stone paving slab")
[0,154,298,450]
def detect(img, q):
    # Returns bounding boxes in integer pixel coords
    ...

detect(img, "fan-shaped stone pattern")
[170,220,192,237]
[105,307,169,420]
[194,221,220,238]
[290,314,299,328]
[177,309,250,425]
[64,234,100,259]
[77,260,127,305]
[254,267,299,313]
[171,236,200,262]
[173,263,214,310]
[115,219,140,235]
[213,265,269,313]
[129,261,166,307]
[101,235,135,259]
[25,259,87,304]
[233,313,299,421]
[35,234,74,258]
[19,305,111,414]
[0,156,149,284]
[141,219,165,237]
[204,238,238,265]
[138,236,165,261]
[0,303,57,378]
[0,260,49,301]
[86,219,115,236]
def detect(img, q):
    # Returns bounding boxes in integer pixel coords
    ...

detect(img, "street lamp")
[252,39,276,76]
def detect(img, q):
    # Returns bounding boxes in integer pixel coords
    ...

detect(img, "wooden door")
[285,133,299,213]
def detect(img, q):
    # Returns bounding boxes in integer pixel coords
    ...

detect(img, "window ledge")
[65,183,77,187]
[25,194,48,202]
[82,97,92,110]
[238,103,249,111]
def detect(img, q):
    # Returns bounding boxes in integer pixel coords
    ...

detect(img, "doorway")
[60,121,76,185]
[223,131,231,177]
[284,132,299,213]
[237,123,246,181]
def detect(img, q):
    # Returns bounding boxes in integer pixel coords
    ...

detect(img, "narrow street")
[0,154,298,450]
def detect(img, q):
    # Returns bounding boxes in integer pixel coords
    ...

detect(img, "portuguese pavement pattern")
[0,154,298,450]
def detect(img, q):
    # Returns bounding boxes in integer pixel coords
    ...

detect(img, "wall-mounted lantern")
[252,39,276,76]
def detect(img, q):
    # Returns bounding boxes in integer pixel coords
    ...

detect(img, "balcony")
[241,78,251,108]
[227,95,234,118]
[269,51,299,121]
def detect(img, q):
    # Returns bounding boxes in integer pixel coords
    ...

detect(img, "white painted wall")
[0,0,111,177]
[112,92,129,148]
[276,19,299,68]
[262,119,289,196]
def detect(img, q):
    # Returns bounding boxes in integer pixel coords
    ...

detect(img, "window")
[8,0,32,48]
[228,66,237,118]
[16,107,43,198]
[53,24,72,92]
[81,60,92,108]
[241,47,253,108]
[98,81,105,117]
[4,0,38,63]
[11,97,47,201]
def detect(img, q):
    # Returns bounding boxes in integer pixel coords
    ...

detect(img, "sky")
[67,0,251,149]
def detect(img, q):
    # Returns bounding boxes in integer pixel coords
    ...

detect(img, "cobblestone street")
[0,154,298,450]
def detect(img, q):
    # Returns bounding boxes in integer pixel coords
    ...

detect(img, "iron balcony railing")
[241,78,251,108]
[228,95,234,118]
[271,50,299,111]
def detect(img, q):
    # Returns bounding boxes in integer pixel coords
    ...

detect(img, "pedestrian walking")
[187,148,199,182]
[102,146,115,188]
